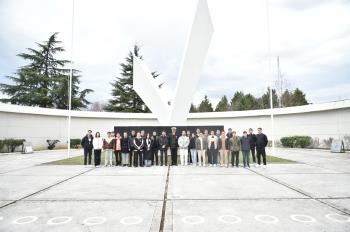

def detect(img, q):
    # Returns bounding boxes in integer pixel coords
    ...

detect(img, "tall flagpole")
[265,0,275,156]
[67,0,75,158]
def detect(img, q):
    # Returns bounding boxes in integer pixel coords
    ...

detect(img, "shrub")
[70,139,81,149]
[3,139,26,152]
[46,140,60,150]
[280,136,312,148]
[0,140,4,151]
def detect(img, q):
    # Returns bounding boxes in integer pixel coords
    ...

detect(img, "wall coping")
[0,99,349,119]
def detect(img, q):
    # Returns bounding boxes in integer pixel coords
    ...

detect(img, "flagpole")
[265,0,275,156]
[67,0,75,158]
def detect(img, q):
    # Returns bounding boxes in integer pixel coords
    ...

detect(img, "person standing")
[128,130,136,167]
[151,131,159,166]
[196,132,207,166]
[226,128,233,139]
[169,127,178,166]
[81,130,94,167]
[178,130,190,166]
[114,132,122,166]
[229,131,240,168]
[144,133,153,167]
[133,132,144,167]
[159,131,169,166]
[247,128,257,166]
[186,130,192,164]
[218,131,229,168]
[256,127,268,168]
[103,132,115,167]
[189,133,197,166]
[92,132,103,167]
[121,132,130,167]
[241,131,250,168]
[207,131,218,167]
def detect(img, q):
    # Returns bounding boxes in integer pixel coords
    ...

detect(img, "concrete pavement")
[0,148,349,231]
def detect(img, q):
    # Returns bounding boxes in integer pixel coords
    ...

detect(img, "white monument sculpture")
[133,0,213,125]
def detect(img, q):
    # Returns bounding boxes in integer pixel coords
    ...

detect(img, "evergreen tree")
[258,87,278,109]
[215,95,230,112]
[281,89,292,107]
[189,103,197,112]
[0,32,92,109]
[197,95,213,112]
[105,45,159,112]
[240,93,259,110]
[291,88,308,106]
[230,91,245,110]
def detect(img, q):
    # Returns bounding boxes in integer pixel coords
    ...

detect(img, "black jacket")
[151,135,159,150]
[133,137,144,151]
[159,135,169,150]
[121,137,130,153]
[169,133,178,148]
[128,135,136,151]
[81,135,93,150]
[247,133,257,149]
[256,133,268,149]
[189,137,196,149]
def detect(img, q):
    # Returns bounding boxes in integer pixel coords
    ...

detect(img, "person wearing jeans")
[121,132,130,167]
[114,132,122,166]
[189,133,197,166]
[81,130,93,166]
[256,127,268,168]
[240,131,250,168]
[92,131,103,167]
[178,130,190,166]
[159,131,169,166]
[229,131,240,167]
[103,132,115,167]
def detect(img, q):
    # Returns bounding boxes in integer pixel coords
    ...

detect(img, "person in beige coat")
[195,132,208,166]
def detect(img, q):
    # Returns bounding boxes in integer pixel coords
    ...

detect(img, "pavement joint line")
[248,168,350,216]
[159,165,170,232]
[0,167,95,210]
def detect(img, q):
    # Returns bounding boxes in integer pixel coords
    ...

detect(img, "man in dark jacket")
[256,127,268,168]
[247,128,257,165]
[168,127,178,165]
[159,131,169,166]
[151,131,159,166]
[81,130,93,166]
[128,130,136,167]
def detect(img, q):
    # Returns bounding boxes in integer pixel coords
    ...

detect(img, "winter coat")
[121,137,130,153]
[218,136,229,150]
[189,137,196,149]
[169,133,178,148]
[92,137,103,150]
[81,135,93,150]
[103,137,115,150]
[207,135,218,150]
[256,133,268,150]
[247,133,257,149]
[229,136,240,152]
[178,136,190,149]
[133,137,144,151]
[240,136,250,151]
[195,137,207,150]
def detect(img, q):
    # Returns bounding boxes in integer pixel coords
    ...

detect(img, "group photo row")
[81,127,269,169]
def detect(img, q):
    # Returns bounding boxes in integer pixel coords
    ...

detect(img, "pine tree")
[230,91,244,110]
[291,88,308,106]
[281,89,292,107]
[105,45,159,112]
[189,103,197,112]
[215,95,230,112]
[0,32,92,109]
[197,95,213,112]
[258,87,278,109]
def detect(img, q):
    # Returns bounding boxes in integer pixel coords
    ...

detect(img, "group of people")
[81,127,268,168]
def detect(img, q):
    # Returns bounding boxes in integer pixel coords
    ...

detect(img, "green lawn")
[44,151,296,165]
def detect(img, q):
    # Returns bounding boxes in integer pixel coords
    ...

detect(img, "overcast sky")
[0,0,349,108]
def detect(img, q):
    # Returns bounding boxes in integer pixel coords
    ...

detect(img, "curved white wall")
[0,100,349,150]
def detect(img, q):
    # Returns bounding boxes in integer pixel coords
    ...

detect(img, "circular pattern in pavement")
[120,216,143,225]
[182,215,205,225]
[13,216,38,224]
[290,214,316,223]
[325,213,350,223]
[255,214,279,224]
[218,215,242,224]
[47,216,72,225]
[83,216,107,226]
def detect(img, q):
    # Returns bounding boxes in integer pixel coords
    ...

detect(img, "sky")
[0,0,349,108]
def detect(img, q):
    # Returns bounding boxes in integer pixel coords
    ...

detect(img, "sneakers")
[263,165,266,169]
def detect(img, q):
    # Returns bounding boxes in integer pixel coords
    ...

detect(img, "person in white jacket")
[178,130,190,166]
[92,132,103,167]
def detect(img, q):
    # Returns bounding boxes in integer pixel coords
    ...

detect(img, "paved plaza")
[0,148,349,231]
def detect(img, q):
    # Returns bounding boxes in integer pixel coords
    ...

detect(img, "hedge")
[2,139,26,152]
[280,136,312,148]
[70,139,81,148]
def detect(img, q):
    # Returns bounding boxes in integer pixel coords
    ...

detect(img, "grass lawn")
[44,151,296,165]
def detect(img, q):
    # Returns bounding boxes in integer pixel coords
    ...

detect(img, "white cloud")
[0,0,349,108]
